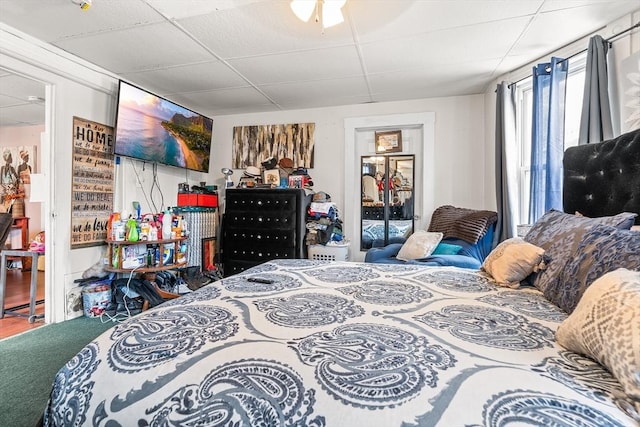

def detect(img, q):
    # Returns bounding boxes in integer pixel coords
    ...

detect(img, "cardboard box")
[177,193,218,207]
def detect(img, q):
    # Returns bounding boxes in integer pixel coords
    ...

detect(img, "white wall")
[1,23,489,321]
[210,95,488,258]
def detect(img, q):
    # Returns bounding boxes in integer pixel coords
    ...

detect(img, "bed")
[43,259,636,426]
[42,129,640,426]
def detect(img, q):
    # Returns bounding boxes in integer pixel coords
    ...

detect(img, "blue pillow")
[547,224,640,313]
[431,242,463,255]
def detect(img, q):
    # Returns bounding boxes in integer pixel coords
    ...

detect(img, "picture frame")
[375,130,402,153]
[201,237,216,271]
[288,175,303,189]
[263,169,280,187]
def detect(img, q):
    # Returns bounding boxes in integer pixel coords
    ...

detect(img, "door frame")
[344,112,435,262]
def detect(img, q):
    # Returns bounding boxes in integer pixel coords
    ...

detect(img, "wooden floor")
[0,268,45,339]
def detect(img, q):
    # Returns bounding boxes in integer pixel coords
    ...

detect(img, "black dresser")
[221,188,311,276]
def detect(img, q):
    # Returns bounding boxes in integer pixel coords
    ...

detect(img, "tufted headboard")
[563,128,640,225]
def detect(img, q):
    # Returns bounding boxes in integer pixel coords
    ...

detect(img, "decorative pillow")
[431,242,463,255]
[427,205,497,244]
[481,238,546,288]
[523,209,637,293]
[556,268,640,412]
[547,224,640,313]
[396,231,443,261]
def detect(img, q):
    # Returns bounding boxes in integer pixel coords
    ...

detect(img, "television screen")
[114,80,213,173]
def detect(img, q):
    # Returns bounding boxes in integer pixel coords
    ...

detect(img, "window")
[513,52,587,225]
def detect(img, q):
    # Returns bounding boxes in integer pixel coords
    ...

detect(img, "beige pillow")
[396,231,443,261]
[481,237,545,288]
[556,268,640,411]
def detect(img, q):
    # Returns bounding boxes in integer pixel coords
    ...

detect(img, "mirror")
[360,154,414,250]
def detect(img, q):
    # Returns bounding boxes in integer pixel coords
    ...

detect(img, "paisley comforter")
[43,260,635,426]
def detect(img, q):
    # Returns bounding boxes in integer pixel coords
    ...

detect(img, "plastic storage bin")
[308,243,349,261]
[82,281,112,318]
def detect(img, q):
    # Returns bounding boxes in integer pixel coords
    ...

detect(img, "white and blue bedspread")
[43,260,635,426]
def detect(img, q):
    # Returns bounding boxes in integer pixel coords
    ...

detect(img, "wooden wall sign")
[71,116,114,249]
[232,123,315,169]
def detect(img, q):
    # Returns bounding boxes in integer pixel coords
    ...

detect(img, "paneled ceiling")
[0,0,638,127]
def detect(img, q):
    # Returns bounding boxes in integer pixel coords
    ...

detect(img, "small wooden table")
[0,249,44,323]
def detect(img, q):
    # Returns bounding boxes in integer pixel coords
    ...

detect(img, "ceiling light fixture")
[290,0,346,29]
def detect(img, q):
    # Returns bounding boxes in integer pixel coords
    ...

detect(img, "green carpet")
[0,316,116,427]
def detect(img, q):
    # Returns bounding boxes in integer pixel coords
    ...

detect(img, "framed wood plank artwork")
[232,123,315,169]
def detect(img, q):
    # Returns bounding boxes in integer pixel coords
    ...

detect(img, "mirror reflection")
[361,155,414,250]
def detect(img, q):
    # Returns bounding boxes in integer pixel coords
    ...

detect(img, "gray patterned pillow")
[556,268,640,416]
[523,210,637,293]
[548,224,640,313]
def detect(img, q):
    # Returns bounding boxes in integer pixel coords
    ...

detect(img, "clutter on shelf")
[229,156,315,190]
[305,191,349,261]
[108,208,188,243]
[306,191,341,244]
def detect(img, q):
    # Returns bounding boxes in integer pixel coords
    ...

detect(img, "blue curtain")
[529,57,568,224]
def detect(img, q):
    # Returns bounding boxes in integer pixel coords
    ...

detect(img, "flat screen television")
[114,80,213,173]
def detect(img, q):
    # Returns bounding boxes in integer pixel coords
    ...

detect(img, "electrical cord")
[149,163,165,212]
[130,159,155,213]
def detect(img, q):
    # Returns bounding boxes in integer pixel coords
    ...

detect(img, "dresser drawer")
[223,244,298,262]
[226,191,298,212]
[224,227,296,247]
[224,209,298,230]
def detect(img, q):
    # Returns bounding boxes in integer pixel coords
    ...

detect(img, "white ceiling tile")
[0,94,26,109]
[368,63,495,100]
[361,17,530,73]
[146,0,270,20]
[120,61,249,95]
[260,76,371,104]
[169,86,276,114]
[228,45,363,84]
[53,22,213,73]
[0,0,163,42]
[0,102,44,127]
[349,0,543,42]
[278,93,375,111]
[511,7,615,58]
[540,0,640,14]
[0,74,46,100]
[177,1,354,59]
[0,0,638,118]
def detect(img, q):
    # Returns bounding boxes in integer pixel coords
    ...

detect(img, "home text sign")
[71,117,114,249]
